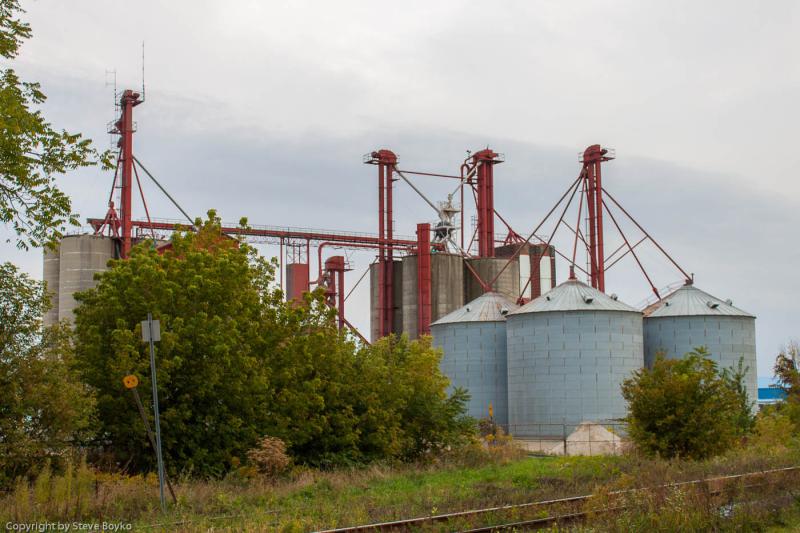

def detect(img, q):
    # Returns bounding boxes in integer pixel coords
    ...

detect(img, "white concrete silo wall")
[43,246,61,326]
[643,316,758,411]
[432,321,509,426]
[506,310,643,437]
[57,235,114,324]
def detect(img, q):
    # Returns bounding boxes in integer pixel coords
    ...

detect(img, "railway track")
[315,466,800,532]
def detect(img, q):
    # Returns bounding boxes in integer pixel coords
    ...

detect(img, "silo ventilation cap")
[610,293,618,301]
[500,307,509,316]
[707,301,720,309]
[466,306,471,312]
[725,299,733,305]
[583,296,594,304]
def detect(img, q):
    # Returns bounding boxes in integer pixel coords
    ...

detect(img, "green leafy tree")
[621,347,747,460]
[355,335,473,461]
[1,0,109,250]
[73,214,277,475]
[0,262,95,486]
[773,342,800,428]
[720,357,756,436]
[72,213,471,475]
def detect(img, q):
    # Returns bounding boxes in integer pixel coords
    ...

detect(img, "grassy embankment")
[2,442,800,532]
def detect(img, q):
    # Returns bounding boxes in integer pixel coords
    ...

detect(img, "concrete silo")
[643,283,757,409]
[506,278,643,436]
[43,246,61,326]
[369,260,403,341]
[463,257,520,303]
[400,253,464,340]
[431,291,518,426]
[43,234,114,325]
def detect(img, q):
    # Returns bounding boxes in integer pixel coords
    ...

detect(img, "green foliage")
[353,335,475,462]
[0,262,95,487]
[0,0,110,250]
[621,347,750,460]
[72,213,472,476]
[720,357,756,436]
[773,342,800,429]
[8,456,95,521]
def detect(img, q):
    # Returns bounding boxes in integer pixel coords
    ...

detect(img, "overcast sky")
[2,0,798,378]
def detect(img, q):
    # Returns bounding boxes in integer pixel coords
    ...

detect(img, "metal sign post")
[142,313,166,511]
[123,374,177,504]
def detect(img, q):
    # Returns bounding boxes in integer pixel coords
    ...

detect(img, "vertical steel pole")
[337,265,345,331]
[594,161,605,293]
[377,163,385,337]
[473,149,498,258]
[147,313,166,511]
[460,179,465,250]
[385,162,394,336]
[416,223,432,336]
[120,92,135,258]
[585,165,598,289]
[279,238,284,292]
[129,388,177,504]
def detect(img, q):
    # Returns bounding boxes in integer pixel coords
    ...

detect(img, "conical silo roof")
[431,291,518,325]
[644,283,754,318]
[509,278,638,315]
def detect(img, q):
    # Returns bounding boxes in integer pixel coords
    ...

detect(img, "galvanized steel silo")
[506,279,643,436]
[431,292,518,426]
[643,283,757,409]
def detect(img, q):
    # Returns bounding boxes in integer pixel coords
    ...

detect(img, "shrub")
[621,347,749,460]
[246,436,291,478]
[749,407,797,452]
[0,263,95,487]
[773,342,800,429]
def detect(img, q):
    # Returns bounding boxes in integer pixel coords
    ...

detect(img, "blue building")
[758,386,787,408]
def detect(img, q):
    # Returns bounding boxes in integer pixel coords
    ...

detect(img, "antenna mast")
[141,41,146,102]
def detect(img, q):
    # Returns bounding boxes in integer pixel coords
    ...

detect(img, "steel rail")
[313,466,800,533]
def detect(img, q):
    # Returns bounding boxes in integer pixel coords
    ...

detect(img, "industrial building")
[43,89,758,434]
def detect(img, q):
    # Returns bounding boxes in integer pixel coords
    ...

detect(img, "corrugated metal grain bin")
[643,283,757,410]
[431,292,518,426]
[506,279,643,436]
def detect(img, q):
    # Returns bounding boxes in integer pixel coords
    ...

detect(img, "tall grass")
[1,437,798,531]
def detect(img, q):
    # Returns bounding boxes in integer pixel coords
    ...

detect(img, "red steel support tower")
[117,90,142,259]
[416,223,432,336]
[473,149,501,258]
[324,255,346,331]
[368,149,398,338]
[581,144,614,292]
